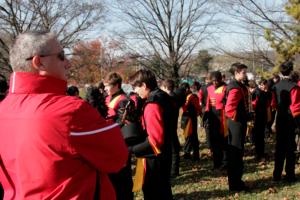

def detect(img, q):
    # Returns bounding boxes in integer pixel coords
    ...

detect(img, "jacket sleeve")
[290,87,300,128]
[198,89,203,106]
[290,87,300,118]
[271,91,277,110]
[225,88,242,120]
[69,101,128,173]
[192,94,202,115]
[131,103,163,157]
[144,103,164,154]
[251,92,258,111]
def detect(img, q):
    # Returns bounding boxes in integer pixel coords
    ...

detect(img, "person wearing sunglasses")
[0,31,128,200]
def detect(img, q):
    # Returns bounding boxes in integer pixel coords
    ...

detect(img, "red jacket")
[105,91,127,118]
[0,72,128,200]
[182,93,201,116]
[205,84,226,111]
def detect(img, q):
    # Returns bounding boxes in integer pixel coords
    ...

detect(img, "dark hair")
[211,71,222,82]
[229,62,248,75]
[66,85,79,96]
[129,69,158,90]
[280,60,293,76]
[179,82,190,91]
[248,80,257,89]
[161,79,175,91]
[98,81,105,90]
[191,81,201,91]
[258,78,268,85]
[85,86,108,118]
[104,72,122,88]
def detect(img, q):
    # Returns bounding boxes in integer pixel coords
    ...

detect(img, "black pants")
[273,113,297,179]
[253,119,266,159]
[207,110,224,168]
[203,112,212,149]
[109,154,133,200]
[227,145,244,189]
[226,119,246,189]
[171,135,180,175]
[143,157,173,200]
[183,117,199,158]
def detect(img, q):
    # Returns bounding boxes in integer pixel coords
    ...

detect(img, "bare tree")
[115,0,217,82]
[0,0,105,76]
[214,0,291,69]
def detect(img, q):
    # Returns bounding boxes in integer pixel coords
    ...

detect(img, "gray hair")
[10,31,58,72]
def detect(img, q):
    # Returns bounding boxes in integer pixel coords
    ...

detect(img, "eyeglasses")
[26,50,65,61]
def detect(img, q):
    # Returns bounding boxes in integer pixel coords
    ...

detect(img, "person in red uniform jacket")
[181,82,202,160]
[104,72,135,200]
[205,71,227,169]
[0,31,128,200]
[225,63,249,191]
[128,69,173,200]
[271,61,300,182]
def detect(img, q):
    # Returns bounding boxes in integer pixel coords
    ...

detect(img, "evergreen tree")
[265,0,300,65]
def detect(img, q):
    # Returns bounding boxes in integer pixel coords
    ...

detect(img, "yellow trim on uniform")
[149,138,161,155]
[293,112,300,118]
[183,118,192,138]
[215,85,225,94]
[132,158,145,192]
[108,95,122,109]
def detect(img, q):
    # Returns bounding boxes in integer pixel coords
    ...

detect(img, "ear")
[31,56,45,70]
[142,82,147,89]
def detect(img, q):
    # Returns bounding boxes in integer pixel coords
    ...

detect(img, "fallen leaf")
[268,187,277,193]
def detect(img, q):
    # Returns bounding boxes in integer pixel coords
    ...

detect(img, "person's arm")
[251,92,258,111]
[225,88,242,121]
[198,88,203,106]
[192,94,202,116]
[69,101,128,173]
[290,87,300,122]
[130,103,164,157]
[270,91,277,110]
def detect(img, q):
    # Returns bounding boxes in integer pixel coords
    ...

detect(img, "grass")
[134,124,300,200]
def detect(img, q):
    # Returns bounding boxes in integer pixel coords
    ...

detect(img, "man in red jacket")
[0,31,128,200]
[225,63,249,191]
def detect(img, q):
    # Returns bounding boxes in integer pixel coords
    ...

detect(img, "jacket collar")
[9,72,67,95]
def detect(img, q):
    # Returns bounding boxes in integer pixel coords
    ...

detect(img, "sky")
[86,0,287,54]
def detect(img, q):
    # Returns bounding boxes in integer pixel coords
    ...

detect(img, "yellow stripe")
[215,85,225,94]
[183,118,192,138]
[149,138,161,155]
[132,158,145,192]
[293,112,300,117]
[108,95,122,109]
[185,94,193,104]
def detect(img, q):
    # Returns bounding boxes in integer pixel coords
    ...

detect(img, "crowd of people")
[0,31,300,200]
